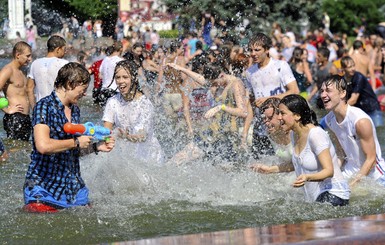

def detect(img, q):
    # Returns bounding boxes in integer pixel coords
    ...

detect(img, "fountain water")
[0,95,385,244]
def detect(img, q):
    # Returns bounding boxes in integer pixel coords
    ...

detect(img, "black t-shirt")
[349,71,381,113]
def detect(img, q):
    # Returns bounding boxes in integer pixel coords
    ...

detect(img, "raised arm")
[204,79,248,119]
[167,63,207,86]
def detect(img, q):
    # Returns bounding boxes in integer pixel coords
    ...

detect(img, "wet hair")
[336,48,348,59]
[12,41,31,58]
[322,75,351,102]
[112,41,123,52]
[112,60,142,101]
[317,47,330,60]
[215,45,232,70]
[132,42,144,50]
[231,53,249,76]
[47,35,66,52]
[289,47,304,64]
[203,63,223,80]
[168,41,182,54]
[105,46,114,56]
[248,32,272,51]
[340,56,354,69]
[191,53,209,73]
[352,40,364,50]
[54,62,90,90]
[260,97,281,115]
[280,94,318,126]
[77,51,88,65]
[196,41,203,50]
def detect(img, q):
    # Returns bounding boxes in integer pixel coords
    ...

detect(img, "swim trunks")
[24,184,89,209]
[3,112,32,141]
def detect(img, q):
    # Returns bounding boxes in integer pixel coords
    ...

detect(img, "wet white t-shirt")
[28,57,68,102]
[103,94,164,165]
[323,105,385,180]
[245,58,296,99]
[291,127,350,202]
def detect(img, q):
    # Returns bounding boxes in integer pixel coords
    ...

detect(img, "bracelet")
[221,104,226,111]
[74,137,80,149]
[92,142,99,155]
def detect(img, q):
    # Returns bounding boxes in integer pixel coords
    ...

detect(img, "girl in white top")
[103,60,164,165]
[279,94,350,205]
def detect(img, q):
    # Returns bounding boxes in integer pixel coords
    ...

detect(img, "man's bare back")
[351,51,370,77]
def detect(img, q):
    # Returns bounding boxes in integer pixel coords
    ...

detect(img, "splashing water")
[1,94,385,244]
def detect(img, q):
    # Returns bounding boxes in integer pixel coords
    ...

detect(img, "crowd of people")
[1,14,385,212]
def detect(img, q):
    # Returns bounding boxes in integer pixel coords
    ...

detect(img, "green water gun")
[0,98,9,109]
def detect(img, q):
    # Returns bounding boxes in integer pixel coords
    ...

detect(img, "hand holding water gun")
[64,122,111,141]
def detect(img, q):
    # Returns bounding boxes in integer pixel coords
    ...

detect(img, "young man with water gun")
[23,63,115,213]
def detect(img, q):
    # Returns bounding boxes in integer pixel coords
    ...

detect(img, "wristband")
[74,137,80,149]
[93,142,99,155]
[221,104,226,111]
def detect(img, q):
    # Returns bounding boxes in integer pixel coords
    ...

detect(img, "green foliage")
[163,0,323,35]
[322,0,385,35]
[158,30,179,38]
[64,0,118,19]
[0,0,8,21]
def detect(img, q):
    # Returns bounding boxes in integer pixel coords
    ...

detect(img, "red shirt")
[90,59,103,89]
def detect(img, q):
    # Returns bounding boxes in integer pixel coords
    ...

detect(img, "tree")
[63,0,117,19]
[323,0,385,36]
[163,0,323,36]
[0,0,8,23]
[31,0,118,36]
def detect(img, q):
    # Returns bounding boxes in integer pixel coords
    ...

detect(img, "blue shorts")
[24,185,89,209]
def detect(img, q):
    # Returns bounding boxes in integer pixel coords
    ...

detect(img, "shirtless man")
[350,40,376,90]
[0,42,33,141]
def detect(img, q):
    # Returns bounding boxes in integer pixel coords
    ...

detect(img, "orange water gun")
[64,122,111,141]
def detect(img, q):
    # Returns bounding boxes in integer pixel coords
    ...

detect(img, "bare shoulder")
[0,64,13,81]
[0,63,13,74]
[355,118,374,138]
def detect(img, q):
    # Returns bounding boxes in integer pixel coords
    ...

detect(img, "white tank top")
[324,105,385,180]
